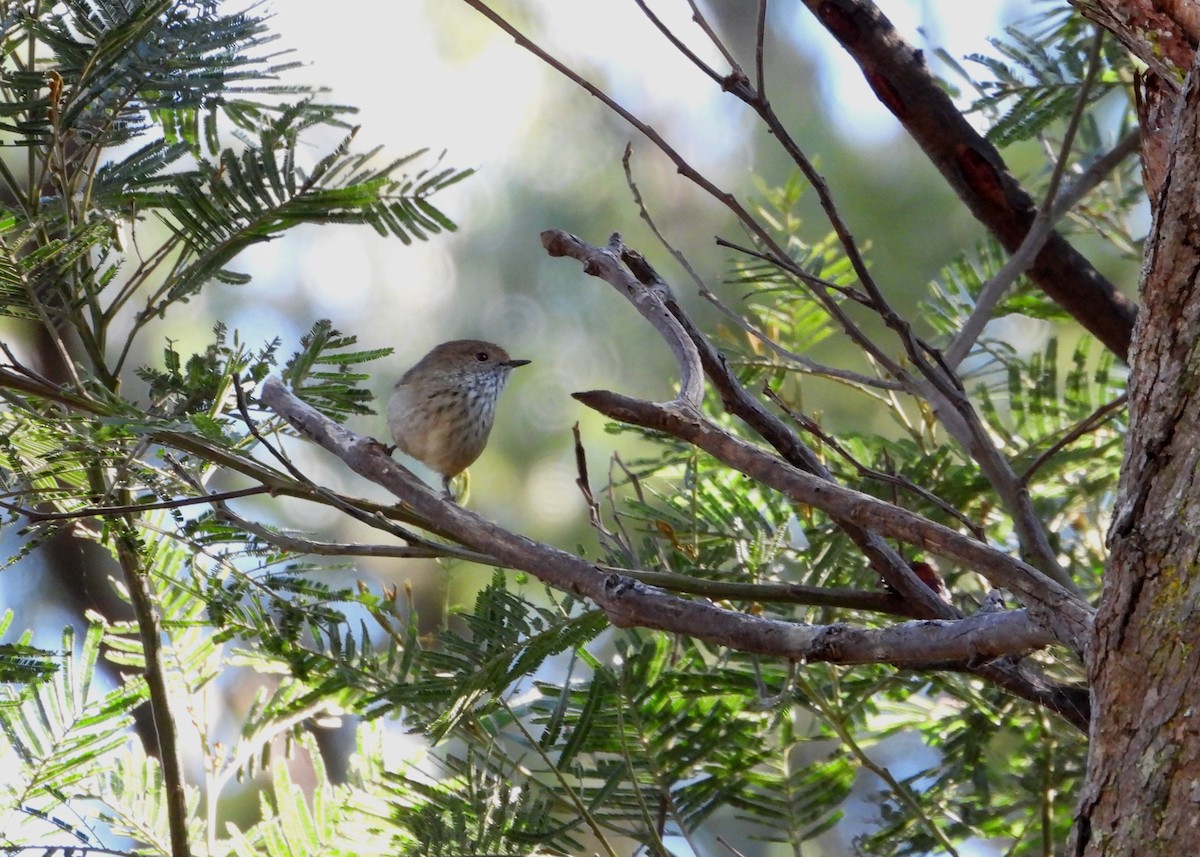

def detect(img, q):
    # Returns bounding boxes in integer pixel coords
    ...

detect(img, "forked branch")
[259,377,1079,695]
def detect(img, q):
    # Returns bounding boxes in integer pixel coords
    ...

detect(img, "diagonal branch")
[945,26,1109,367]
[259,376,1064,667]
[571,387,1093,653]
[804,0,1137,359]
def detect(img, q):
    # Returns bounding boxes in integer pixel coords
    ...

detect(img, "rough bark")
[1074,0,1198,205]
[1069,52,1200,857]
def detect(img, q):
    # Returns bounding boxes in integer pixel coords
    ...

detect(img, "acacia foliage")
[0,2,1137,856]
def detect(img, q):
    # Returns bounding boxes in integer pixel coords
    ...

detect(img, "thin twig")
[620,148,896,392]
[633,0,723,86]
[716,835,750,857]
[712,232,872,306]
[0,484,272,522]
[1050,129,1140,222]
[1021,393,1128,483]
[706,292,900,390]
[0,342,62,390]
[214,504,500,563]
[754,0,768,97]
[683,0,741,75]
[610,453,655,567]
[602,566,925,617]
[571,421,635,561]
[946,27,1109,368]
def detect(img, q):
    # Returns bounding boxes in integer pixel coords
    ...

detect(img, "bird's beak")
[505,359,532,368]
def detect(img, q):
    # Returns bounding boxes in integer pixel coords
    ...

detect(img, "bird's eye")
[475,351,490,362]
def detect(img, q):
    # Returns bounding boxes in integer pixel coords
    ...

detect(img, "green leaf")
[281,319,391,419]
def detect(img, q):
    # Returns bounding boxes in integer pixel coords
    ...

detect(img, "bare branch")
[571,387,1093,653]
[1056,130,1142,216]
[949,122,1138,370]
[540,229,704,408]
[807,608,1054,665]
[550,228,1076,615]
[259,375,1065,669]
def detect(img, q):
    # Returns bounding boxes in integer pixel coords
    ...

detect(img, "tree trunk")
[1069,58,1200,856]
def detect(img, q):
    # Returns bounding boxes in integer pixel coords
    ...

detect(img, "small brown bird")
[387,339,529,497]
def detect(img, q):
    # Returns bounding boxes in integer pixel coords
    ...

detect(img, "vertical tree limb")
[1069,47,1200,857]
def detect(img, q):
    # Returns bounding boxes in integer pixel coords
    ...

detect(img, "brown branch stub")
[541,228,704,408]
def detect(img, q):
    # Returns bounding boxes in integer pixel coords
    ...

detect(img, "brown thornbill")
[386,339,529,498]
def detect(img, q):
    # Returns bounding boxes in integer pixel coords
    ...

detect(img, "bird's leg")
[442,471,469,504]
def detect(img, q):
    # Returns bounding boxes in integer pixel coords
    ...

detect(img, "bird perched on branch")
[387,339,529,498]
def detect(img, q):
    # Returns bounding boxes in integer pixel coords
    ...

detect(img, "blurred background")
[0,2,1143,854]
